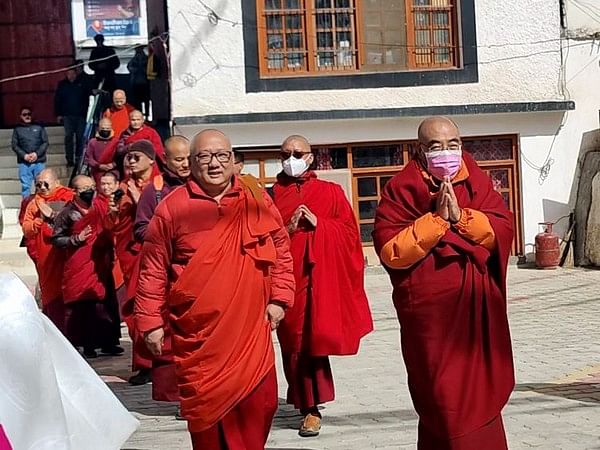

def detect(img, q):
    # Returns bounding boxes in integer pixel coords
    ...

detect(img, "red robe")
[135,176,295,441]
[103,104,135,137]
[104,177,153,370]
[21,187,75,329]
[99,125,165,170]
[373,153,514,447]
[272,172,373,409]
[273,172,372,356]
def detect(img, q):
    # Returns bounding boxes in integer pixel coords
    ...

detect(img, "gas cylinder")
[535,222,560,269]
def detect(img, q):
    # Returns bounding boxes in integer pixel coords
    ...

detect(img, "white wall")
[167,0,564,118]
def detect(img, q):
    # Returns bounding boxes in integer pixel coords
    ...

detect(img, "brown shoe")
[299,413,321,437]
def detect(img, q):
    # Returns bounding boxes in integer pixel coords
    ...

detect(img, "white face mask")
[282,156,309,177]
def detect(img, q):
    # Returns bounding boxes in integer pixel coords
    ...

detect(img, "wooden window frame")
[255,0,461,78]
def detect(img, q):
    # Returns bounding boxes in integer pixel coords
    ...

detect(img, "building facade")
[165,0,598,261]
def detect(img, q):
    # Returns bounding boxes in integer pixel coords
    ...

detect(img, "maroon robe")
[373,153,514,448]
[273,172,373,410]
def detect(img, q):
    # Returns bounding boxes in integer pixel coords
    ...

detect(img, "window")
[256,0,459,77]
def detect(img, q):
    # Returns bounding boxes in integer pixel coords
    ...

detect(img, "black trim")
[174,101,576,125]
[242,0,478,92]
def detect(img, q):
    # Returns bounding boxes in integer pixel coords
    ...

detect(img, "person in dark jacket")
[55,68,91,167]
[89,34,120,95]
[11,107,49,197]
[134,135,190,242]
[127,46,149,114]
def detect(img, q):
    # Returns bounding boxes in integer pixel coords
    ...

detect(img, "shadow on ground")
[515,382,600,404]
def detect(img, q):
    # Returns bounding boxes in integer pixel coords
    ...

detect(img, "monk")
[99,110,164,177]
[84,117,117,186]
[99,171,120,198]
[373,116,514,449]
[52,175,123,358]
[135,129,295,450]
[132,135,190,407]
[102,89,135,137]
[272,135,373,437]
[21,169,74,329]
[104,139,157,384]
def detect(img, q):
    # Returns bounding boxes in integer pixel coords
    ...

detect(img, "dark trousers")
[63,115,86,165]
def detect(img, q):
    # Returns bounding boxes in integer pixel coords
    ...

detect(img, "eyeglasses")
[280,150,311,159]
[426,143,462,152]
[21,112,32,117]
[35,181,49,190]
[194,151,233,164]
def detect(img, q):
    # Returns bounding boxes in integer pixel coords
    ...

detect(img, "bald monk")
[102,89,135,137]
[100,110,164,177]
[135,129,295,449]
[373,116,514,449]
[85,117,117,186]
[133,135,191,406]
[104,139,158,384]
[22,169,74,329]
[52,175,123,358]
[272,135,373,437]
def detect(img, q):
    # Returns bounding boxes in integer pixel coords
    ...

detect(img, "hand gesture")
[299,205,317,228]
[37,200,54,219]
[127,179,141,204]
[265,303,285,330]
[30,153,38,163]
[108,196,120,214]
[436,182,449,221]
[144,328,165,356]
[287,207,303,234]
[77,225,93,243]
[443,178,462,224]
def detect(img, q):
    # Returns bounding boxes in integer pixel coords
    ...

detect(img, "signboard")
[71,0,148,47]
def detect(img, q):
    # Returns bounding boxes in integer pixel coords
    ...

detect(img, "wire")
[0,33,168,85]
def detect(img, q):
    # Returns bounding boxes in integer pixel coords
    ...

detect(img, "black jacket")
[11,123,49,164]
[54,77,90,117]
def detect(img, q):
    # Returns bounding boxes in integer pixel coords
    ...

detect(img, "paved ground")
[88,266,600,450]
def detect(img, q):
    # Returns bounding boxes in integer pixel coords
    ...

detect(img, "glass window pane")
[285,0,301,8]
[287,52,305,68]
[264,158,282,178]
[330,147,348,169]
[266,15,283,30]
[380,176,393,191]
[244,159,260,178]
[352,145,403,168]
[360,223,375,243]
[286,33,303,48]
[357,177,377,197]
[434,29,449,45]
[359,200,379,220]
[266,0,282,10]
[335,0,351,7]
[416,30,430,45]
[434,11,449,26]
[316,0,331,8]
[317,32,333,47]
[316,13,333,29]
[268,34,284,49]
[317,51,335,66]
[268,53,284,69]
[286,14,302,29]
[336,12,351,28]
[415,12,429,27]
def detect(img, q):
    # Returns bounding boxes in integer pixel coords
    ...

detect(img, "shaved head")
[165,135,191,178]
[129,110,144,130]
[72,175,94,190]
[281,134,311,152]
[417,116,460,145]
[99,117,112,128]
[113,90,127,109]
[37,168,58,184]
[191,129,231,156]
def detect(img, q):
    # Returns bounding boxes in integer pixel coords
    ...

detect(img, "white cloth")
[0,273,138,450]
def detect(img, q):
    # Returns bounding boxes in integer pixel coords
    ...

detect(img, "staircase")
[0,127,70,282]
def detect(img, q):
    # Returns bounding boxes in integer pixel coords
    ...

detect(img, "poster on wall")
[72,0,148,47]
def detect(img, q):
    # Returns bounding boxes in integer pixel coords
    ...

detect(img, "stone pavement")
[88,266,600,450]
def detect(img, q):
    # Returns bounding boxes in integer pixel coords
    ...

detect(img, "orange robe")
[135,176,295,448]
[22,186,75,328]
[103,104,135,137]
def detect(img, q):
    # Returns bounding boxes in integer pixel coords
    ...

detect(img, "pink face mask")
[425,148,462,180]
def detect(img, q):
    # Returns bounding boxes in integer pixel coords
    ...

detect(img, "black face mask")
[78,189,95,205]
[98,130,111,139]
